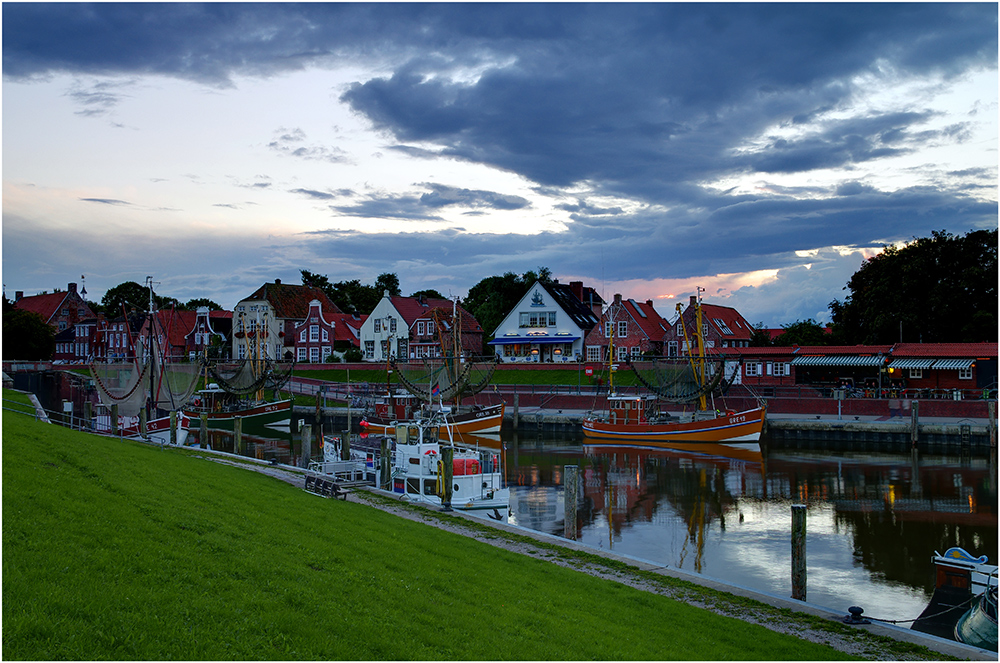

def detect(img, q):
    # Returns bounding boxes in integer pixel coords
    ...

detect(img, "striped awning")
[791,355,884,367]
[931,358,975,370]
[488,335,580,345]
[888,358,935,369]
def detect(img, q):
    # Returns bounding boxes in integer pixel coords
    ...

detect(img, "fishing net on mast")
[390,356,499,403]
[625,355,738,403]
[89,344,200,416]
[207,358,295,396]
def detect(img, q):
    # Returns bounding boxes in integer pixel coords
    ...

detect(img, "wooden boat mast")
[675,287,709,411]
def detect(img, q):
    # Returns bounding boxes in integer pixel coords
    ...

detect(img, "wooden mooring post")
[512,394,519,429]
[380,437,391,490]
[791,504,807,601]
[440,446,454,511]
[989,402,997,448]
[200,413,208,449]
[170,411,177,446]
[339,431,350,462]
[910,401,919,447]
[111,404,119,437]
[234,416,243,454]
[564,465,579,540]
[300,422,312,469]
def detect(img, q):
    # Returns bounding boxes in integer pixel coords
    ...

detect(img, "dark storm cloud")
[5,3,996,319]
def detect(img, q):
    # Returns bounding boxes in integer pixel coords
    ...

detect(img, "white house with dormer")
[488,280,601,363]
[358,291,408,362]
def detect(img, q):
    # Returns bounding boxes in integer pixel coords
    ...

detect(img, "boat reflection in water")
[506,434,996,625]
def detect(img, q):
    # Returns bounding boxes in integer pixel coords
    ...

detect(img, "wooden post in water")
[791,504,807,601]
[170,411,177,446]
[441,446,454,511]
[200,413,208,449]
[111,404,119,437]
[300,423,312,469]
[234,416,243,454]
[139,407,148,439]
[910,401,919,447]
[988,401,996,448]
[564,465,579,540]
[84,401,92,431]
[380,437,391,490]
[513,394,519,430]
[340,431,350,462]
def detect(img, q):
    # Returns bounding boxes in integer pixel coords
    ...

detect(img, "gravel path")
[210,456,991,661]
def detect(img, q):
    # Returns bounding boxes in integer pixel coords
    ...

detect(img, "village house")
[662,295,754,357]
[489,280,602,363]
[12,282,95,333]
[291,299,365,363]
[232,280,341,361]
[359,293,481,362]
[585,293,671,363]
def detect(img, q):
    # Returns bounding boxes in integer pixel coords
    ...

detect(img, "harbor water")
[198,423,997,625]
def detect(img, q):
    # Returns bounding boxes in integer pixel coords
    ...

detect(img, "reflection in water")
[506,434,997,621]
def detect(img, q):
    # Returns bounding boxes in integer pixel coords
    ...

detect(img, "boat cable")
[844,594,981,626]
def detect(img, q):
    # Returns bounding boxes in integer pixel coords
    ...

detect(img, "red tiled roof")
[390,296,481,332]
[699,303,754,341]
[890,342,997,358]
[327,313,365,345]
[794,345,893,355]
[242,281,342,319]
[622,298,670,339]
[14,290,94,324]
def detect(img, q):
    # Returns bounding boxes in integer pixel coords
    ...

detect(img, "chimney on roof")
[68,282,77,294]
[570,281,584,301]
[275,278,281,285]
[614,293,622,305]
[15,291,23,302]
[646,300,653,307]
[690,295,697,307]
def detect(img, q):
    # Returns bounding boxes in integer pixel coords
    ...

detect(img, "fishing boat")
[912,547,998,650]
[582,288,765,446]
[90,277,199,445]
[361,297,505,436]
[314,414,509,519]
[184,382,292,430]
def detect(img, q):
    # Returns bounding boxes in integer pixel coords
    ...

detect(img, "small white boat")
[912,547,998,650]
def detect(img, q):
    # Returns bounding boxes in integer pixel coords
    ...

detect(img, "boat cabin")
[373,391,417,421]
[606,394,658,425]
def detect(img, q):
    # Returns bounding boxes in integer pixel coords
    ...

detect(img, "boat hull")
[183,399,293,430]
[582,406,765,445]
[110,413,191,445]
[363,403,505,436]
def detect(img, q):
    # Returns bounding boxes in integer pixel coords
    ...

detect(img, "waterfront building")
[232,280,341,361]
[12,282,94,333]
[489,280,601,363]
[359,292,481,362]
[585,293,671,363]
[663,295,754,357]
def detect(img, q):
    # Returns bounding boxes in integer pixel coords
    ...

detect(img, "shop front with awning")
[789,353,889,391]
[489,333,581,362]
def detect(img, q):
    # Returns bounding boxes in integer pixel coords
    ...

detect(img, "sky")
[3,3,997,328]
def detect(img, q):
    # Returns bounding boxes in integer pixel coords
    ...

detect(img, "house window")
[909,368,923,379]
[364,340,375,359]
[310,347,320,363]
[374,319,381,333]
[390,318,397,333]
[59,321,67,331]
[297,347,307,362]
[322,346,331,361]
[604,321,612,338]
[630,346,641,358]
[238,344,247,359]
[310,325,319,342]
[587,346,601,362]
[300,330,307,342]
[428,321,435,334]
[616,346,628,361]
[667,341,678,357]
[746,362,762,377]
[773,362,789,377]
[380,340,388,357]
[322,329,329,342]
[617,321,627,338]
[959,367,973,380]
[417,321,425,335]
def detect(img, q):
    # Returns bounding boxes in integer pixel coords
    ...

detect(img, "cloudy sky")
[3,3,996,327]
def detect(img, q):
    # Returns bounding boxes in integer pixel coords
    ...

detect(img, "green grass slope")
[2,408,853,660]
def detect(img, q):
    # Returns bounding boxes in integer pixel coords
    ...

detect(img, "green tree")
[101,281,168,316]
[773,319,830,346]
[411,289,445,300]
[3,297,55,360]
[748,322,773,347]
[182,298,223,311]
[300,270,401,315]
[374,273,401,298]
[829,229,997,343]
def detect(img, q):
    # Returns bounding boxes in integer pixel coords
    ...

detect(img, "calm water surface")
[201,425,997,622]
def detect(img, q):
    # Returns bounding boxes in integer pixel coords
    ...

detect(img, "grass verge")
[4,406,859,660]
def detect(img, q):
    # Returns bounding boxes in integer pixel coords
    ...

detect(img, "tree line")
[4,230,996,360]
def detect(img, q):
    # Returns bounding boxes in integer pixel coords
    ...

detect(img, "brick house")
[13,282,95,334]
[584,294,670,363]
[359,293,481,362]
[183,308,232,360]
[662,295,754,357]
[233,280,342,361]
[291,299,338,363]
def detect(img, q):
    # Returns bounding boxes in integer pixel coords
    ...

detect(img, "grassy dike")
[2,409,857,660]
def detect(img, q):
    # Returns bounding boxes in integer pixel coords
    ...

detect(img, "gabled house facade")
[184,308,232,360]
[585,294,671,363]
[489,280,601,363]
[292,299,337,363]
[662,295,754,357]
[13,282,95,333]
[232,280,342,361]
[358,293,481,362]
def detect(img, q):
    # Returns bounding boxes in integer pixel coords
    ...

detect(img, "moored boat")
[912,547,998,650]
[361,395,504,436]
[183,383,292,430]
[583,288,765,447]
